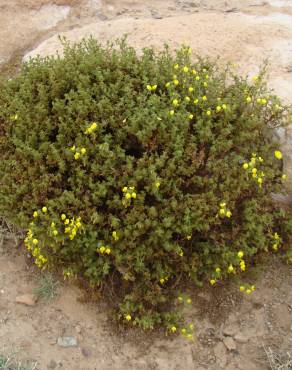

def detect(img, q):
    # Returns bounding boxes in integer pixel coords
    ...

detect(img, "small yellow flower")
[42,207,47,213]
[183,66,189,73]
[170,326,177,333]
[147,85,152,91]
[282,174,287,180]
[100,246,106,254]
[152,85,157,91]
[74,152,80,160]
[210,279,216,285]
[188,114,193,119]
[172,99,179,106]
[252,168,257,175]
[246,289,252,295]
[131,192,137,199]
[189,323,194,330]
[251,285,255,291]
[252,76,258,82]
[203,82,208,87]
[125,193,131,200]
[61,214,66,220]
[219,208,225,216]
[122,187,128,193]
[193,98,199,105]
[169,110,175,116]
[105,248,111,255]
[186,235,192,240]
[189,87,194,93]
[165,82,171,88]
[155,182,160,188]
[216,106,222,112]
[228,265,234,273]
[261,98,267,105]
[237,251,244,259]
[179,251,184,257]
[70,145,76,151]
[222,104,227,110]
[195,76,200,81]
[64,219,70,225]
[274,150,283,160]
[32,239,38,245]
[258,157,264,163]
[187,333,193,340]
[178,296,183,302]
[272,244,278,251]
[226,210,232,218]
[202,95,207,101]
[160,278,165,284]
[181,328,186,334]
[206,110,211,116]
[239,286,245,292]
[258,178,263,185]
[173,79,179,86]
[33,211,38,218]
[246,96,252,103]
[51,222,55,228]
[242,163,248,170]
[81,148,86,155]
[220,202,226,208]
[53,230,58,236]
[240,260,246,271]
[215,267,221,273]
[185,96,190,102]
[186,298,192,304]
[174,64,179,70]
[112,231,119,241]
[192,69,197,75]
[125,314,132,321]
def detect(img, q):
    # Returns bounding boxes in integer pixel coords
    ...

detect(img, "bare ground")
[0,1,292,369]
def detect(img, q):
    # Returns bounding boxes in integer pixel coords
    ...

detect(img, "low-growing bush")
[0,38,291,331]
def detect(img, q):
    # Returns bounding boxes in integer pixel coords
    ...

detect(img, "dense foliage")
[0,38,290,331]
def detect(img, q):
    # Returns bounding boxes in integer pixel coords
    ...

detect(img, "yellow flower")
[70,145,76,151]
[64,219,70,225]
[131,192,137,199]
[179,251,184,257]
[240,260,246,271]
[189,87,194,93]
[215,267,221,273]
[42,207,47,213]
[32,239,38,245]
[105,248,111,255]
[178,296,183,302]
[226,211,232,218]
[186,235,192,240]
[53,230,58,236]
[258,157,264,162]
[189,323,194,330]
[216,106,222,112]
[169,110,175,116]
[186,298,192,304]
[112,231,119,241]
[165,82,171,88]
[173,79,179,86]
[188,114,193,119]
[172,99,179,106]
[272,244,278,251]
[246,289,252,295]
[228,265,234,273]
[185,96,190,102]
[203,82,208,87]
[274,150,282,160]
[274,232,280,240]
[122,187,128,193]
[61,214,66,220]
[220,202,226,208]
[183,66,189,73]
[170,326,177,333]
[256,98,261,104]
[51,222,55,228]
[261,98,267,105]
[125,314,132,321]
[147,85,152,91]
[206,110,211,116]
[237,251,244,258]
[100,246,106,254]
[258,178,263,185]
[243,163,249,169]
[210,279,216,285]
[239,286,245,292]
[74,152,80,160]
[174,64,179,70]
[219,208,225,216]
[282,174,287,180]
[81,148,86,155]
[125,193,131,200]
[181,328,186,334]
[155,182,160,188]
[202,95,207,101]
[252,168,257,175]
[195,76,200,81]
[152,85,157,91]
[33,211,38,218]
[193,98,199,105]
[252,76,258,82]
[187,333,193,340]
[192,69,197,75]
[222,104,227,110]
[246,96,252,103]
[160,278,165,284]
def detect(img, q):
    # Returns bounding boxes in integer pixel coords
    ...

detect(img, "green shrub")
[0,38,290,330]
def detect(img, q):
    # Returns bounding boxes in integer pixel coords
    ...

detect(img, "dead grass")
[264,345,292,370]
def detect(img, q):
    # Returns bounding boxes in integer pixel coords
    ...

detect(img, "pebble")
[15,294,37,306]
[234,334,249,343]
[47,359,57,369]
[57,336,77,347]
[223,337,237,351]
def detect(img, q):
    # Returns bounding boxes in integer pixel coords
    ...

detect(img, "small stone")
[214,342,227,367]
[234,334,249,343]
[47,359,57,369]
[223,337,237,351]
[15,294,37,306]
[57,336,77,347]
[81,347,91,357]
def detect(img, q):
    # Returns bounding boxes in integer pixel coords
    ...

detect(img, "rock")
[214,342,227,367]
[15,294,37,306]
[47,359,57,369]
[57,336,77,347]
[234,334,249,343]
[81,347,91,357]
[223,337,237,351]
[151,10,163,19]
[223,324,238,337]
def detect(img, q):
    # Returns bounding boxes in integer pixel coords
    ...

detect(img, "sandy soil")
[1,1,292,369]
